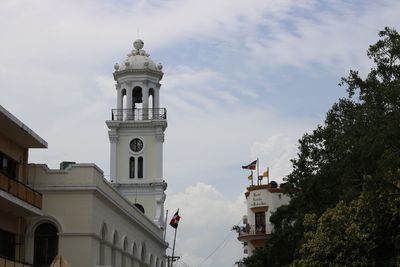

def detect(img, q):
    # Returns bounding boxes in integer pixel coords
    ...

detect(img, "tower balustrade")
[111,108,167,121]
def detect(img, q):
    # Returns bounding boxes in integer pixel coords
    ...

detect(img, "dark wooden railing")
[0,173,42,209]
[111,108,167,121]
[0,256,32,267]
[238,224,272,237]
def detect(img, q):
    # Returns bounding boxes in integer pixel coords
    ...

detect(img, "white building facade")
[237,182,290,256]
[106,39,167,229]
[27,163,166,267]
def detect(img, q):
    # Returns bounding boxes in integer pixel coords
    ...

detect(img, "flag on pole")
[247,172,253,180]
[262,168,269,178]
[242,160,257,170]
[169,209,181,229]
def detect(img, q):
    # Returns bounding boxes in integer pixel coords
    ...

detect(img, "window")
[34,223,58,267]
[255,212,266,234]
[0,152,17,179]
[0,228,15,260]
[122,238,128,267]
[111,231,118,267]
[134,203,145,214]
[99,224,107,265]
[138,157,143,178]
[129,157,135,178]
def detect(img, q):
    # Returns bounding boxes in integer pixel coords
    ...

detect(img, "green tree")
[242,27,400,267]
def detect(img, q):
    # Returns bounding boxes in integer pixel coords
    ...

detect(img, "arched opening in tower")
[149,88,154,118]
[132,86,143,108]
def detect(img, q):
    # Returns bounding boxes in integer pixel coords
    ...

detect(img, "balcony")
[0,256,32,267]
[237,224,273,242]
[0,172,42,215]
[111,108,167,121]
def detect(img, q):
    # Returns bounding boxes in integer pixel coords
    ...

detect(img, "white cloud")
[166,182,246,267]
[245,0,400,73]
[251,134,299,184]
[96,75,116,98]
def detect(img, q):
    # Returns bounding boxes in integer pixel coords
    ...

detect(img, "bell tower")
[106,39,167,228]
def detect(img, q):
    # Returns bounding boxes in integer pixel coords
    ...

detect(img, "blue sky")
[1,0,400,266]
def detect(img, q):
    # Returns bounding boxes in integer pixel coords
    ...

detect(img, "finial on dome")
[134,39,144,50]
[114,63,120,70]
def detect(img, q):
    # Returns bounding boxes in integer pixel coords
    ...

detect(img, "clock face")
[130,138,143,152]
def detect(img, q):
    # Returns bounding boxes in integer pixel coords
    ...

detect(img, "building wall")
[245,187,290,227]
[0,132,27,181]
[27,163,166,267]
[125,195,156,223]
[116,130,163,183]
[240,185,291,256]
[0,133,25,162]
[0,211,19,233]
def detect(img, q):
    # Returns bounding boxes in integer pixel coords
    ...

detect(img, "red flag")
[242,160,257,170]
[169,210,181,229]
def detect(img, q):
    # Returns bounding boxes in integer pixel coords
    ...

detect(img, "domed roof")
[114,39,163,73]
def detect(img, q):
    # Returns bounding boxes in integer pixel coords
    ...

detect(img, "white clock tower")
[106,39,167,228]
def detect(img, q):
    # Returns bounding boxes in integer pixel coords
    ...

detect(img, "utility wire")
[196,218,242,267]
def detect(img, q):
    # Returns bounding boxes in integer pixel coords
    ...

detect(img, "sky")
[1,0,400,266]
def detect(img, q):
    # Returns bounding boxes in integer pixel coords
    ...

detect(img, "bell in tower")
[106,39,167,229]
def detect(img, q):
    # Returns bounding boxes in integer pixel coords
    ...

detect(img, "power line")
[196,218,242,267]
[176,259,190,267]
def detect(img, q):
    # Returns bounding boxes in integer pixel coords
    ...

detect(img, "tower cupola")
[114,39,163,75]
[110,39,166,120]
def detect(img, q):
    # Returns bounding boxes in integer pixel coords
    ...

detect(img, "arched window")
[132,242,137,267]
[99,224,107,265]
[122,237,128,267]
[134,203,145,214]
[34,223,58,266]
[132,87,143,108]
[111,231,119,266]
[129,157,135,178]
[141,243,147,264]
[138,157,143,178]
[150,254,155,267]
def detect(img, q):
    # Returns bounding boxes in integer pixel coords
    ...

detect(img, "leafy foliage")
[242,27,400,267]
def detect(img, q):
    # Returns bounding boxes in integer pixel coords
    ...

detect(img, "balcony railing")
[111,108,167,121]
[238,224,273,237]
[0,172,42,209]
[0,256,32,267]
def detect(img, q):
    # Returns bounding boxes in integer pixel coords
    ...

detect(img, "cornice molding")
[106,120,167,131]
[114,181,168,194]
[113,68,163,81]
[155,134,164,142]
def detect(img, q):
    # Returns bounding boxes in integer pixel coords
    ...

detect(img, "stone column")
[142,87,149,119]
[154,88,160,109]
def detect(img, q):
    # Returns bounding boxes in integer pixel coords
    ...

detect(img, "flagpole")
[163,210,168,241]
[257,157,260,185]
[251,171,253,186]
[170,226,178,267]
